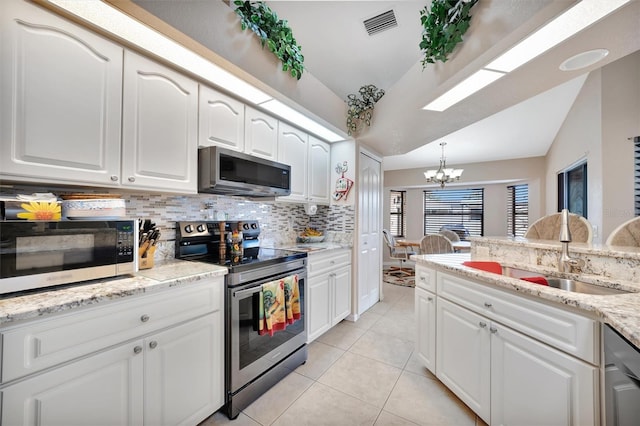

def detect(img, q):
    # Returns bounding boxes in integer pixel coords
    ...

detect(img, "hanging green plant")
[419,0,478,69]
[233,1,304,80]
[346,85,385,136]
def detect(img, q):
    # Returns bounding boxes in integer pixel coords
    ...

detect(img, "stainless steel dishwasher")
[604,324,640,426]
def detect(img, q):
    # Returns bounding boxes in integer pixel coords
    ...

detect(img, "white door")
[332,265,352,325]
[357,151,382,314]
[122,50,198,193]
[0,0,122,186]
[1,341,144,426]
[144,313,223,426]
[490,323,597,426]
[415,287,437,374]
[436,297,491,422]
[245,106,278,160]
[198,85,245,151]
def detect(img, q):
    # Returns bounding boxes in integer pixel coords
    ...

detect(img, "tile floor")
[201,282,488,426]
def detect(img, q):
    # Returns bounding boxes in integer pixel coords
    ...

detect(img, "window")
[389,190,406,237]
[558,162,587,217]
[507,184,529,237]
[424,188,483,240]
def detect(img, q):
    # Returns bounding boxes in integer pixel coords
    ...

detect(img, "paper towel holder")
[304,204,318,215]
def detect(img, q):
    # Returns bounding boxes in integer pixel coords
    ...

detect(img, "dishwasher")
[604,324,640,426]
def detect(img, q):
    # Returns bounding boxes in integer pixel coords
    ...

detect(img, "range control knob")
[242,223,250,230]
[184,224,194,233]
[251,223,258,229]
[197,224,206,232]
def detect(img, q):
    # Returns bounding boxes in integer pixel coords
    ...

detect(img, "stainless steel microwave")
[198,146,291,197]
[0,220,138,295]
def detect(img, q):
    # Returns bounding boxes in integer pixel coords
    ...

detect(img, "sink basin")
[502,266,631,296]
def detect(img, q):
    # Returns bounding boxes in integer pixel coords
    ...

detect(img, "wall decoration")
[233,1,305,80]
[419,0,478,68]
[346,84,385,136]
[333,161,354,201]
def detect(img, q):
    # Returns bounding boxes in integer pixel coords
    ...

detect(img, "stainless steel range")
[175,220,307,419]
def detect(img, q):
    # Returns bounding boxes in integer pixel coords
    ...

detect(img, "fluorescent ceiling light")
[486,0,632,73]
[260,100,344,142]
[47,0,272,104]
[422,69,505,112]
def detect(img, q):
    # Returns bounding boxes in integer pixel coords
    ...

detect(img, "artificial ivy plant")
[419,0,478,68]
[233,1,304,80]
[346,85,385,136]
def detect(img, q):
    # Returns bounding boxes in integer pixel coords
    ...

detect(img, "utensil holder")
[139,246,156,270]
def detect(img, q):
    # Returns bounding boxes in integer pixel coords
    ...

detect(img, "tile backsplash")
[2,185,355,259]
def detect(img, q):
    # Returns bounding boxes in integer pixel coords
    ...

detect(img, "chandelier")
[424,142,464,188]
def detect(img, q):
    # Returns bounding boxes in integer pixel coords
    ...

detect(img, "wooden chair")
[383,229,417,275]
[606,216,640,247]
[419,234,454,255]
[524,212,593,243]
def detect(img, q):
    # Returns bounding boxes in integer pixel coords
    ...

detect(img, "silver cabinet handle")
[420,276,426,281]
[110,175,119,182]
[479,322,487,328]
[149,341,158,349]
[128,176,135,182]
[133,345,143,354]
[140,314,150,322]
[427,296,433,302]
[484,302,493,308]
[490,326,498,334]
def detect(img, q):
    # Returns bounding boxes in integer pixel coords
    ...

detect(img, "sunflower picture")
[17,201,61,220]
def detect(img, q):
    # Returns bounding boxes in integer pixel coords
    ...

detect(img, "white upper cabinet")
[278,122,309,202]
[245,106,278,160]
[0,0,123,186]
[122,50,198,193]
[198,85,245,151]
[308,136,331,204]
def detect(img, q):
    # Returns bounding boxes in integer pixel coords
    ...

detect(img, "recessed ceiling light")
[559,49,609,71]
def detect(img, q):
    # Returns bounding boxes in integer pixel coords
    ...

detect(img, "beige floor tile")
[349,329,414,369]
[352,310,383,330]
[384,371,476,426]
[271,382,380,426]
[198,410,260,426]
[371,312,416,342]
[374,411,420,426]
[403,351,437,379]
[242,372,314,426]
[315,320,366,350]
[367,300,394,315]
[294,341,344,380]
[318,351,402,408]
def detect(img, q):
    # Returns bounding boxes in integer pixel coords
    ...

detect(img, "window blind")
[423,188,483,240]
[389,190,406,237]
[507,184,529,237]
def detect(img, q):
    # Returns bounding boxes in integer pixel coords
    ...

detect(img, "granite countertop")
[0,259,228,327]
[413,253,640,349]
[279,242,349,253]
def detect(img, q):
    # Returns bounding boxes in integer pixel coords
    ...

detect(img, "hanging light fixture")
[424,142,464,188]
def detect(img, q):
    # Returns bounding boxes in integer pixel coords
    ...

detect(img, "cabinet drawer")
[437,272,598,364]
[1,279,223,383]
[415,266,436,293]
[308,249,351,276]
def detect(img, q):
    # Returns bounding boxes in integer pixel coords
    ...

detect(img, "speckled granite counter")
[413,252,640,349]
[0,260,227,326]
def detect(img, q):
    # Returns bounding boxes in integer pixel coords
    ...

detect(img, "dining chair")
[606,216,640,247]
[419,234,454,255]
[382,229,417,275]
[438,228,461,243]
[524,212,593,243]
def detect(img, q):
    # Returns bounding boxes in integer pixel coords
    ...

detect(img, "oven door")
[228,269,306,393]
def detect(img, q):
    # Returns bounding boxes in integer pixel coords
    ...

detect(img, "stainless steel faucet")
[558,208,585,273]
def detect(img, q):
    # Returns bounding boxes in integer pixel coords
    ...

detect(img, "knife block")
[139,245,156,270]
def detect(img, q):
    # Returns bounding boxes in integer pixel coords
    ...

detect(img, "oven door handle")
[233,286,263,299]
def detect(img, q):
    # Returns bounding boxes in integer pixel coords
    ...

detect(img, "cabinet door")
[307,272,332,343]
[331,266,351,325]
[0,0,122,186]
[144,313,224,426]
[415,287,436,374]
[245,106,278,160]
[491,323,598,426]
[308,136,331,204]
[278,122,308,201]
[198,85,245,151]
[1,341,144,426]
[122,50,198,193]
[436,298,490,422]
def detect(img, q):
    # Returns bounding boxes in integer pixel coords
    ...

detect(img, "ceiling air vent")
[363,9,397,36]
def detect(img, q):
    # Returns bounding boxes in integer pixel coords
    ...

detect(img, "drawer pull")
[479,321,487,328]
[484,302,493,308]
[420,276,426,281]
[149,341,158,349]
[140,314,150,322]
[427,296,434,302]
[110,175,118,182]
[490,326,498,334]
[128,176,136,182]
[133,345,143,354]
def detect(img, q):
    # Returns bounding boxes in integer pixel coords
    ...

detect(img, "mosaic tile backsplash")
[2,185,355,260]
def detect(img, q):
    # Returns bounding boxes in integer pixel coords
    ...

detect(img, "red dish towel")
[462,261,503,275]
[521,276,549,286]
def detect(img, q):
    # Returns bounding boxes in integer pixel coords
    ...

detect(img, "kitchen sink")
[502,266,631,296]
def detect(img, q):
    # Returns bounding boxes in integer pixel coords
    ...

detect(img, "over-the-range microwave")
[0,220,138,295]
[198,146,291,197]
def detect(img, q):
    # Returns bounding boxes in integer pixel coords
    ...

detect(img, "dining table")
[396,239,471,253]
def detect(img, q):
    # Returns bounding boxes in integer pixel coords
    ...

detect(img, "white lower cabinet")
[307,249,352,342]
[0,279,224,426]
[416,265,599,425]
